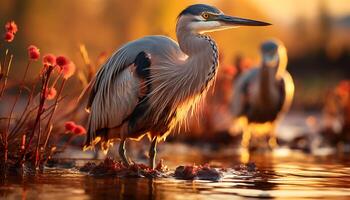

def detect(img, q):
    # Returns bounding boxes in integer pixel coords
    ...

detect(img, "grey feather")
[86,31,219,145]
[231,68,259,117]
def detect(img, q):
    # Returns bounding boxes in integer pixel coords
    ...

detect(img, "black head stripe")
[179,4,222,17]
[261,41,278,53]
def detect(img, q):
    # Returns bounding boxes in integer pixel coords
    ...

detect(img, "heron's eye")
[202,13,209,19]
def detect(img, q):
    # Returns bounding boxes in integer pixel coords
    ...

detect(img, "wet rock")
[79,157,168,178]
[79,162,97,172]
[197,166,223,181]
[289,134,311,153]
[174,164,223,181]
[45,158,76,169]
[246,162,256,172]
[234,162,259,175]
[174,166,196,180]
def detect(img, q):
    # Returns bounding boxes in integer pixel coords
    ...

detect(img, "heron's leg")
[268,122,278,149]
[119,138,130,167]
[241,124,251,149]
[149,136,158,169]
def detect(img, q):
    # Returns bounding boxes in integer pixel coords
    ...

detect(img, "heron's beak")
[216,14,271,26]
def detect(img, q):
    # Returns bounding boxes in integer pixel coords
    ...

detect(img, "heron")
[230,40,294,150]
[83,4,270,168]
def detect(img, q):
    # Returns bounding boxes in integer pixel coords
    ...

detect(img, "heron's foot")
[119,139,130,167]
[241,136,252,151]
[149,137,158,169]
[268,137,278,149]
[241,140,250,150]
[241,126,252,150]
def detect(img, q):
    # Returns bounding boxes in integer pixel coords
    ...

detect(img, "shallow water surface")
[1,149,350,200]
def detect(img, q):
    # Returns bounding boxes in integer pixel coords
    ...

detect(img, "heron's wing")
[86,36,180,111]
[231,68,259,117]
[87,67,140,144]
[279,71,294,114]
[85,47,149,146]
[86,47,136,111]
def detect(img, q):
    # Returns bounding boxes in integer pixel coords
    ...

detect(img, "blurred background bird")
[230,40,294,150]
[82,4,270,168]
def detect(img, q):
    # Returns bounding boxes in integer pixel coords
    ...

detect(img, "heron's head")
[177,4,271,34]
[261,40,287,68]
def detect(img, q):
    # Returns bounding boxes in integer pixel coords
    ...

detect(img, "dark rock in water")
[197,166,223,181]
[289,134,311,153]
[23,162,37,175]
[4,161,33,176]
[234,162,258,174]
[174,164,223,181]
[79,157,168,178]
[246,162,256,172]
[46,158,76,169]
[79,162,97,172]
[174,166,196,180]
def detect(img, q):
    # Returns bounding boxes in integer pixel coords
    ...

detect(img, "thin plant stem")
[10,81,38,136]
[50,74,60,89]
[1,49,8,74]
[19,67,53,163]
[4,61,31,164]
[42,125,53,152]
[0,50,11,99]
[0,62,2,82]
[35,111,42,167]
[9,95,66,141]
[41,79,66,153]
[1,54,12,164]
[60,134,76,152]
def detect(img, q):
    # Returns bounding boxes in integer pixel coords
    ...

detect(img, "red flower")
[64,121,76,132]
[4,31,14,42]
[45,87,57,100]
[56,56,69,67]
[72,125,86,135]
[223,65,236,76]
[43,54,56,67]
[5,21,18,34]
[336,80,350,99]
[56,56,75,78]
[61,62,76,79]
[28,45,40,61]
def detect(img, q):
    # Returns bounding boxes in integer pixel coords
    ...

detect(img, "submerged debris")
[79,158,260,181]
[46,158,76,169]
[232,162,260,177]
[174,164,223,181]
[234,162,256,172]
[79,162,97,172]
[79,157,168,178]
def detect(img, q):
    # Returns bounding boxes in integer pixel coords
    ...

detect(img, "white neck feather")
[259,65,278,105]
[148,27,219,129]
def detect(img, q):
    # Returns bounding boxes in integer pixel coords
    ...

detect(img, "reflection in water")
[0,150,350,200]
[83,177,161,199]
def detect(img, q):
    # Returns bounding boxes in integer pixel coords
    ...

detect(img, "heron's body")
[87,34,219,143]
[83,4,270,168]
[231,40,294,149]
[233,67,293,123]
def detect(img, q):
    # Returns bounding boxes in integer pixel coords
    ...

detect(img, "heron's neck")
[259,64,278,103]
[147,29,219,125]
[176,29,219,94]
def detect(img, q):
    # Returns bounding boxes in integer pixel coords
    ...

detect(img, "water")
[1,146,350,200]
